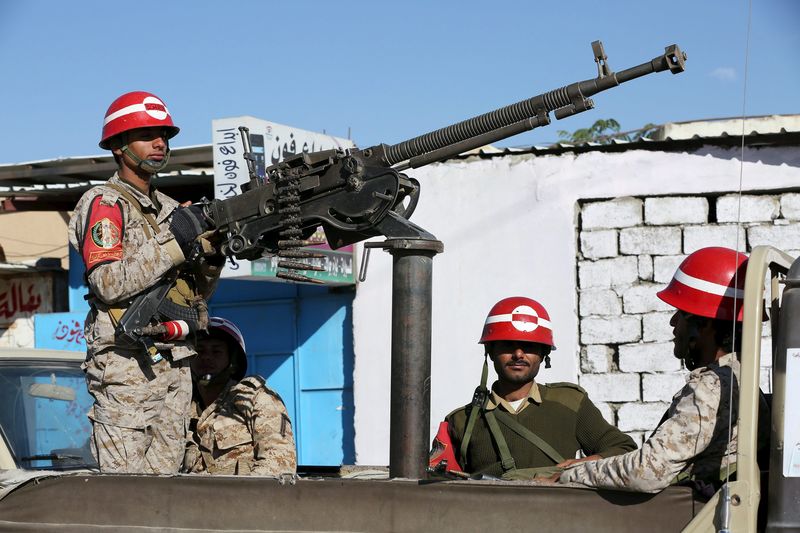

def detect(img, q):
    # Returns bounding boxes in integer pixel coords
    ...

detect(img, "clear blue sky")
[1,0,797,163]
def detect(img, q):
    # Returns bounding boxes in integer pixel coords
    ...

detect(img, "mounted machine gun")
[203,41,687,283]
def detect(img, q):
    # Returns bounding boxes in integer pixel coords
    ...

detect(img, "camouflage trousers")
[83,347,192,474]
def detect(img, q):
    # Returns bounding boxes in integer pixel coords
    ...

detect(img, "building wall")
[0,211,70,348]
[577,193,800,443]
[351,144,800,465]
[0,211,70,268]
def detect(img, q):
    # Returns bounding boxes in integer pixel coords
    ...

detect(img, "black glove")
[169,205,212,256]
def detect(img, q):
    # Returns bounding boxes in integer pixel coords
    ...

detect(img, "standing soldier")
[431,296,636,480]
[68,91,223,474]
[184,317,297,476]
[559,247,769,494]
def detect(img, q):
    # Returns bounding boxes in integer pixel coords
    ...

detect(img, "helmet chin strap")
[675,318,702,371]
[196,365,233,388]
[120,144,171,174]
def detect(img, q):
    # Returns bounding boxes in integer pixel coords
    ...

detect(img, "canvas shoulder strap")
[492,409,566,465]
[105,182,160,238]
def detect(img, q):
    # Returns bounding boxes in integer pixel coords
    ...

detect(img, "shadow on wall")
[692,145,800,168]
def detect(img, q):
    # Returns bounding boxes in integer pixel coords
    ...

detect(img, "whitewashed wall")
[577,193,800,443]
[352,145,800,465]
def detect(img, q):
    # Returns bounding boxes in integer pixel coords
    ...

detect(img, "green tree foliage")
[557,119,658,144]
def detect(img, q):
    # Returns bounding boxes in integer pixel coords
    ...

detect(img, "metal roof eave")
[461,130,800,160]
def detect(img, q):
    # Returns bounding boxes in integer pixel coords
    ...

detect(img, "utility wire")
[721,0,753,531]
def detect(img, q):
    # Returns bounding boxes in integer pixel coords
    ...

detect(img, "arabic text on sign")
[215,127,242,199]
[0,280,44,321]
[53,319,85,346]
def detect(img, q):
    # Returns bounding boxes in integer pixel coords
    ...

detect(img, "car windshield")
[0,361,96,470]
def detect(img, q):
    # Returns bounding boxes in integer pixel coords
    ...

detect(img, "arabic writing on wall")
[52,318,85,348]
[0,276,51,326]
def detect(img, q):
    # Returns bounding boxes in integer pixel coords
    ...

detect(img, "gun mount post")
[367,237,444,479]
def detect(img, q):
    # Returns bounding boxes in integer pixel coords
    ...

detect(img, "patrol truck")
[0,245,797,532]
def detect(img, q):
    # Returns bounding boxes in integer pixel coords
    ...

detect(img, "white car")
[0,347,95,471]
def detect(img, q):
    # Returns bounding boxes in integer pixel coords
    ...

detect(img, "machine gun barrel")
[384,42,687,167]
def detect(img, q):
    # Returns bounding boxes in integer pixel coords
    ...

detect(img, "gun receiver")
[205,41,687,281]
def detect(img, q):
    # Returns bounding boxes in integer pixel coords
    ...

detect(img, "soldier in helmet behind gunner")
[430,296,636,480]
[68,91,223,473]
[558,247,770,494]
[183,317,297,476]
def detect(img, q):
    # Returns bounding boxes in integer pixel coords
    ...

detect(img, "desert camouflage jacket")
[560,353,740,493]
[184,376,297,476]
[68,173,220,360]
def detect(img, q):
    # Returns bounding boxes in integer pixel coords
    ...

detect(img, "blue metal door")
[209,280,354,466]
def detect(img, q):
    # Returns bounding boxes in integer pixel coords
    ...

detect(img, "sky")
[0,0,798,164]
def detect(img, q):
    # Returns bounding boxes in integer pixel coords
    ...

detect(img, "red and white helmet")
[657,247,749,322]
[479,296,556,349]
[99,91,180,149]
[206,316,248,379]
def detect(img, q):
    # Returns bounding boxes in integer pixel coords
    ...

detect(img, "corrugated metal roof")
[460,128,800,160]
[471,113,800,158]
[0,144,212,187]
[652,114,800,140]
[0,145,214,210]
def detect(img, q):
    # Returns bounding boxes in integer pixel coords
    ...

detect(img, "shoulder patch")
[82,196,124,271]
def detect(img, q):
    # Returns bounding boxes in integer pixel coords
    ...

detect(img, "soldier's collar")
[487,381,542,411]
[110,173,156,209]
[689,351,739,377]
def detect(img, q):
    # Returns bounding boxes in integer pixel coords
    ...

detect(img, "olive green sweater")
[446,382,637,477]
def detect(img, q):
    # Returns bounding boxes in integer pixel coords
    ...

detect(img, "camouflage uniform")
[183,376,297,476]
[68,173,221,474]
[560,353,740,493]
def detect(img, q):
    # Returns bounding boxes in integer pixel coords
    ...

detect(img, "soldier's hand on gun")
[170,204,214,257]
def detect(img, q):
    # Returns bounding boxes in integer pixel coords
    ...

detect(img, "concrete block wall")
[577,193,799,443]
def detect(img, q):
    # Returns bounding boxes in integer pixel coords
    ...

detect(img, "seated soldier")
[430,296,637,480]
[558,247,770,494]
[183,317,297,476]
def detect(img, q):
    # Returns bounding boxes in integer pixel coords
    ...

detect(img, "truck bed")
[0,472,704,532]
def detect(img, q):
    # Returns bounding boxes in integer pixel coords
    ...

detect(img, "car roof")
[0,347,84,362]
